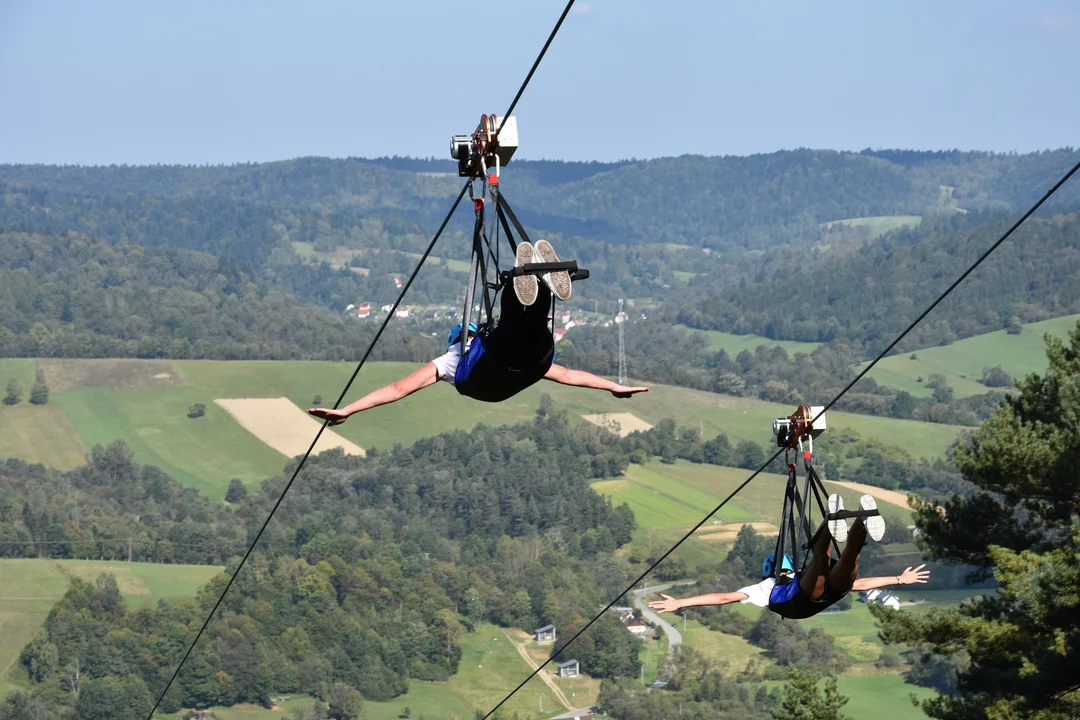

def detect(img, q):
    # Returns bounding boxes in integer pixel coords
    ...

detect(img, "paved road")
[630,580,697,657]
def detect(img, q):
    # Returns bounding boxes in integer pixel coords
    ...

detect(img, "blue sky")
[1,0,1077,165]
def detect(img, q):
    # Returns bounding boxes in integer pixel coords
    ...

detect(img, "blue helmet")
[447,322,479,350]
[762,553,795,578]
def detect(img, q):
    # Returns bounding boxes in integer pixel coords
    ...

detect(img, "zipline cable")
[145,2,579,716]
[811,158,1080,425]
[144,182,470,718]
[480,157,1080,718]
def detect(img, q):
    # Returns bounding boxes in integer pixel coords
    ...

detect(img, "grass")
[0,402,88,470]
[0,559,220,697]
[835,674,935,720]
[638,633,668,686]
[627,461,913,529]
[0,359,38,390]
[447,625,596,719]
[822,215,924,238]
[862,313,1080,398]
[678,616,765,672]
[597,460,913,573]
[2,357,964,500]
[675,325,821,357]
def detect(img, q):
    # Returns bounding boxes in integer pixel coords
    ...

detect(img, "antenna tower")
[617,298,627,385]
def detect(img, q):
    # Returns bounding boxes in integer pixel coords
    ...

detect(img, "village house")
[556,659,580,679]
[624,616,650,635]
[861,588,901,610]
[395,306,411,319]
[534,624,556,644]
[356,302,371,319]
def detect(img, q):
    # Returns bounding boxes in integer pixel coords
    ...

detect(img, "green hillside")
[863,313,1080,397]
[674,325,821,356]
[822,214,923,238]
[0,559,221,697]
[0,359,964,500]
[594,460,914,572]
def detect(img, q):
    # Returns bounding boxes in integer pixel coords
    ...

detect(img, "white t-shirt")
[737,578,776,608]
[431,342,472,386]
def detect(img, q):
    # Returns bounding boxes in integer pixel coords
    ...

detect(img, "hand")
[611,385,650,399]
[646,593,682,613]
[307,407,350,426]
[898,564,930,585]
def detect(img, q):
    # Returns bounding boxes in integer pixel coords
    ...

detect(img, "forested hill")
[675,209,1080,351]
[3,149,1080,365]
[5,412,643,716]
[3,148,1079,251]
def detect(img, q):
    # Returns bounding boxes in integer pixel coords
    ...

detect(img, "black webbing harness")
[769,423,880,618]
[456,177,588,358]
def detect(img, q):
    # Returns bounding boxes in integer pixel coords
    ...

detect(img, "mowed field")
[594,460,914,572]
[862,313,1080,398]
[822,214,924,238]
[0,358,965,501]
[674,325,822,356]
[0,559,221,697]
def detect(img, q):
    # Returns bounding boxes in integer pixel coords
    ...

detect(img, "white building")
[862,589,901,610]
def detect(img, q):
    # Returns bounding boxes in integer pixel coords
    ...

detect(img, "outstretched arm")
[543,364,650,398]
[308,363,439,426]
[852,565,930,592]
[647,591,748,613]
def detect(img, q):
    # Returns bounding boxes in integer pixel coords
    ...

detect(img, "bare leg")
[828,517,867,596]
[799,525,834,600]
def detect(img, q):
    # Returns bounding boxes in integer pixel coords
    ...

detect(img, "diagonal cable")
[812,158,1080,424]
[146,1,580,716]
[144,181,469,718]
[498,0,577,131]
[481,157,1080,718]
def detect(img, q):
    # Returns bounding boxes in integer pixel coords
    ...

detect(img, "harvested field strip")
[827,481,913,510]
[214,397,365,459]
[580,412,654,437]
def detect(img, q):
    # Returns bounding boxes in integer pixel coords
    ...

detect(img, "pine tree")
[773,669,849,720]
[876,324,1080,719]
[4,379,22,406]
[29,369,49,405]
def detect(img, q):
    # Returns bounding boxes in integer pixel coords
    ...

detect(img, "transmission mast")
[617,298,627,385]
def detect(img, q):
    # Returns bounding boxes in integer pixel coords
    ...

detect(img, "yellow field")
[580,412,654,437]
[214,397,366,458]
[0,403,87,470]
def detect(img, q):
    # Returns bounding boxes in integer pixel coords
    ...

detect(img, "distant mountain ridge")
[3,148,1078,251]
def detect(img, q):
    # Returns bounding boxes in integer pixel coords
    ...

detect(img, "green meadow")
[0,358,963,501]
[863,313,1080,398]
[594,460,914,573]
[675,325,822,356]
[823,215,923,238]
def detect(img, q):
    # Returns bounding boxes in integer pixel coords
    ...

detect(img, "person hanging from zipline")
[648,493,931,620]
[308,239,649,426]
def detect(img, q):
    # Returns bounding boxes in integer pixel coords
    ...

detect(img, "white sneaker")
[513,242,538,306]
[533,239,572,301]
[827,493,849,544]
[861,495,886,542]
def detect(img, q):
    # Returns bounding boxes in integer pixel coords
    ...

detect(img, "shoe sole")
[861,495,886,542]
[534,240,572,301]
[828,494,849,544]
[514,242,538,306]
